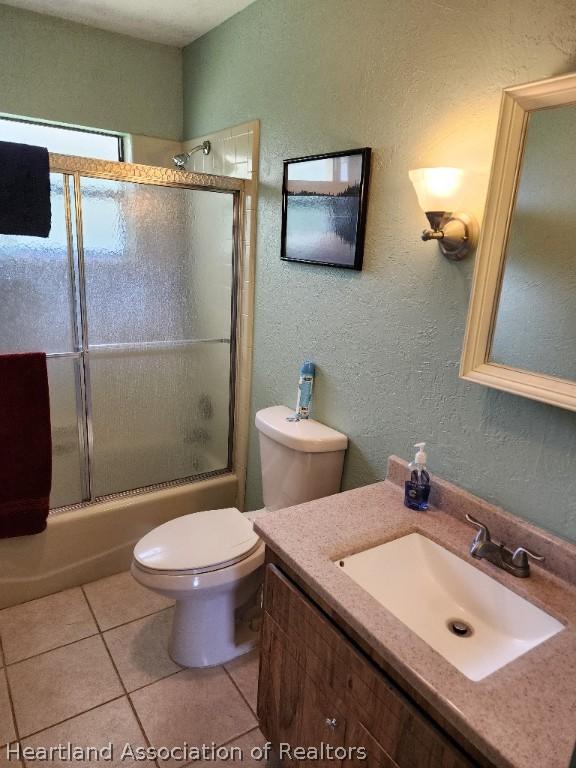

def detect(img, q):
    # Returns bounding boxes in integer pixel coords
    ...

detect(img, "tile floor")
[0,572,269,767]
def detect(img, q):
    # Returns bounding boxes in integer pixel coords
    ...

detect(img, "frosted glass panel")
[0,163,238,510]
[47,357,84,508]
[80,178,235,345]
[0,174,74,353]
[89,343,231,497]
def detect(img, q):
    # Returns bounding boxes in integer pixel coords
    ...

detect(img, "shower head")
[172,140,211,169]
[172,153,188,168]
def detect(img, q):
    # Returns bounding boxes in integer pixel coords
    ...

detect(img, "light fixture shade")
[409,167,464,212]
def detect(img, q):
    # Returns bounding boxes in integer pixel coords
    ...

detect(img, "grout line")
[81,584,106,633]
[100,605,175,638]
[0,599,172,668]
[2,581,261,760]
[0,585,83,613]
[80,578,174,631]
[83,587,168,768]
[63,588,158,762]
[101,659,157,761]
[85,604,176,636]
[1,635,21,751]
[222,665,259,719]
[1,630,100,668]
[11,663,186,745]
[218,725,262,748]
[127,666,184,696]
[178,725,263,768]
[17,694,126,742]
[77,587,154,753]
[1,591,173,670]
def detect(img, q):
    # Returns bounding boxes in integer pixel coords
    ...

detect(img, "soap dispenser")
[404,442,431,511]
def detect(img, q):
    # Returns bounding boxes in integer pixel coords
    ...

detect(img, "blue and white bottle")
[404,442,431,511]
[296,361,315,419]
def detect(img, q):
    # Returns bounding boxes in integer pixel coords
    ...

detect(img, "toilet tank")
[255,405,348,512]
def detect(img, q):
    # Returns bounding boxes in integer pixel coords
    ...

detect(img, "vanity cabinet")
[258,563,480,768]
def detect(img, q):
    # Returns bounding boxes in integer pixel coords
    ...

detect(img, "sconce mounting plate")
[423,211,479,261]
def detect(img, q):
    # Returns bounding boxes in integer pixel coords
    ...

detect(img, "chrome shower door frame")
[48,153,245,510]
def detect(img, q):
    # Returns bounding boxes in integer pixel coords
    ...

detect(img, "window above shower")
[0,116,124,161]
[0,155,240,510]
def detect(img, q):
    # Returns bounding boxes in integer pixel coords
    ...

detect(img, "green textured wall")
[0,4,182,139]
[183,0,576,541]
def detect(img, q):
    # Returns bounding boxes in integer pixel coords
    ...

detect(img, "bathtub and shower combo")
[0,151,248,609]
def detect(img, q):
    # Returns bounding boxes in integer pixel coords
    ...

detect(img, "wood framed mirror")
[460,72,576,412]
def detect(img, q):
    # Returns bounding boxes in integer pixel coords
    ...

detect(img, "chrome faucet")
[465,514,544,578]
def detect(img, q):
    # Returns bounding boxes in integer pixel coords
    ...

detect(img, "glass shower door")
[0,155,241,509]
[0,173,85,508]
[79,177,236,498]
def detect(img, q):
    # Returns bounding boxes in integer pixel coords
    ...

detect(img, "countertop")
[254,457,576,768]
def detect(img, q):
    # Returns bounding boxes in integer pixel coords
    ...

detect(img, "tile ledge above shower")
[254,457,576,768]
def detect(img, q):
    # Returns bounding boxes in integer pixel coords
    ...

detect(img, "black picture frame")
[281,147,371,270]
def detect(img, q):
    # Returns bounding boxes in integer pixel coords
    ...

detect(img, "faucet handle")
[512,546,545,569]
[465,514,491,543]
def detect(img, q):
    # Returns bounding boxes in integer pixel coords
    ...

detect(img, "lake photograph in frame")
[281,148,371,270]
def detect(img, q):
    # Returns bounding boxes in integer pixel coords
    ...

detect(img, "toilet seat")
[133,507,260,575]
[131,540,265,595]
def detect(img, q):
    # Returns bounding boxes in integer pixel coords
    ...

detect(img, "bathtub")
[0,472,238,609]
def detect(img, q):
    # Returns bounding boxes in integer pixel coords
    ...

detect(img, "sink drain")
[447,619,473,638]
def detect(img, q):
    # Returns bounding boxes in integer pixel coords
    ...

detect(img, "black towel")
[0,141,51,237]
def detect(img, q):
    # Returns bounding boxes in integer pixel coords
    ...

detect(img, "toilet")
[131,405,348,667]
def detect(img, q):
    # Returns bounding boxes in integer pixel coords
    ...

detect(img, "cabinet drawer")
[262,564,477,768]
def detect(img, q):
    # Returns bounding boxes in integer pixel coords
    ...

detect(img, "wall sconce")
[408,167,479,261]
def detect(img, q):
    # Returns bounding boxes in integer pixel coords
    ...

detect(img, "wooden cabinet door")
[262,565,479,768]
[297,673,347,767]
[259,611,348,766]
[344,721,400,767]
[258,610,303,764]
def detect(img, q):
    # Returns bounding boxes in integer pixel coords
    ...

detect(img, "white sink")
[337,532,564,681]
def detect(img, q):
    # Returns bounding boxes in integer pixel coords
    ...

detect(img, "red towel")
[0,353,52,538]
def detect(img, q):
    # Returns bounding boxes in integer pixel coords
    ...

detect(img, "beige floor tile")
[83,572,173,631]
[20,697,153,768]
[130,667,257,766]
[0,743,22,768]
[103,608,180,692]
[0,671,16,747]
[224,649,260,713]
[0,589,98,664]
[7,635,123,737]
[192,728,273,767]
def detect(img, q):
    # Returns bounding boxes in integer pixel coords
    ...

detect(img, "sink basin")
[337,532,564,681]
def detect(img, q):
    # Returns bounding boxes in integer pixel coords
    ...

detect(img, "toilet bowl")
[132,405,347,667]
[132,507,265,667]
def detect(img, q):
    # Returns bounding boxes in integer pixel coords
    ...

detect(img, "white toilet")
[131,405,347,667]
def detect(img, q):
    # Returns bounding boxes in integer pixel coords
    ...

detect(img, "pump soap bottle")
[404,442,431,511]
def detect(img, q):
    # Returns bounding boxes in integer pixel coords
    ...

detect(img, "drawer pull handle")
[325,717,338,729]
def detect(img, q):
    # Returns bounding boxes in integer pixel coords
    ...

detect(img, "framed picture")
[281,147,371,270]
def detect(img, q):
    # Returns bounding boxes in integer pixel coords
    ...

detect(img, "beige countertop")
[254,457,576,768]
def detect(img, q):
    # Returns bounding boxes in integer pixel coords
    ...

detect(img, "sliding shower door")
[0,156,242,508]
[0,173,85,508]
[81,177,235,497]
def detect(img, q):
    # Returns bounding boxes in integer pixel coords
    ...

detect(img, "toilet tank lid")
[255,405,348,453]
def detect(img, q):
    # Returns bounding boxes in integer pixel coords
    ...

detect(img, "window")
[0,116,123,161]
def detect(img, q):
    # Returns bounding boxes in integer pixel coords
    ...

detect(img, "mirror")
[461,72,576,411]
[490,105,576,380]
